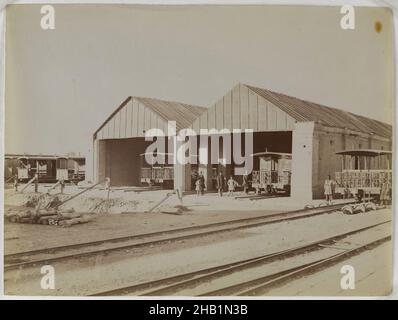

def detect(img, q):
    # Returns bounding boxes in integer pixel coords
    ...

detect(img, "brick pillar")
[291,122,315,202]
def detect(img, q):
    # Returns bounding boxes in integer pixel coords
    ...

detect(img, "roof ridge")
[244,83,391,128]
[133,95,206,110]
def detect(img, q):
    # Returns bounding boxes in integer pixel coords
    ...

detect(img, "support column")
[174,160,193,192]
[174,137,183,191]
[173,138,193,192]
[291,122,315,202]
[174,161,184,191]
[90,138,99,183]
[197,134,213,191]
[98,140,107,183]
[184,165,192,191]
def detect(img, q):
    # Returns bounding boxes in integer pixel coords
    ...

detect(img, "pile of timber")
[6,208,96,227]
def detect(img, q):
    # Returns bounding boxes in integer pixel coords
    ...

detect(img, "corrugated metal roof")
[134,97,206,131]
[245,84,392,138]
[94,96,207,137]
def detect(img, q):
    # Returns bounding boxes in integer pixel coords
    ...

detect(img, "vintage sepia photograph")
[2,3,395,297]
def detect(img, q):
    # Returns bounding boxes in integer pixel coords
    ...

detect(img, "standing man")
[13,174,19,192]
[216,171,224,197]
[195,177,202,196]
[191,170,198,190]
[227,176,238,197]
[380,178,391,206]
[324,175,334,205]
[242,172,249,194]
[199,171,205,195]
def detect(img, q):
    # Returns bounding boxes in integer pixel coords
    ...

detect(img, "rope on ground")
[145,191,176,213]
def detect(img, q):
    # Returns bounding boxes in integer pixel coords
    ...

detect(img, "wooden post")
[36,160,39,179]
[105,177,111,213]
[19,176,37,193]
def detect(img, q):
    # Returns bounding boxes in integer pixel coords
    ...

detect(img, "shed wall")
[192,84,296,132]
[96,98,168,140]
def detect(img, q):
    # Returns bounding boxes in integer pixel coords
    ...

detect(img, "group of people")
[194,172,206,196]
[215,172,240,197]
[324,174,392,206]
[194,171,250,197]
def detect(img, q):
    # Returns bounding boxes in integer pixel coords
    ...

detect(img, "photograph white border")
[0,0,396,300]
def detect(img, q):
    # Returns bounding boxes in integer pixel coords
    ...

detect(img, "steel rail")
[4,202,353,271]
[90,220,390,296]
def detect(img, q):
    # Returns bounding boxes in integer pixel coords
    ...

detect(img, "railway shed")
[92,96,207,187]
[92,83,392,201]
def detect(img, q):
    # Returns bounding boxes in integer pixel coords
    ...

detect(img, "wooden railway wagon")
[4,157,19,181]
[67,157,86,183]
[16,156,65,182]
[5,155,86,183]
[140,152,174,189]
[334,149,392,199]
[251,152,292,195]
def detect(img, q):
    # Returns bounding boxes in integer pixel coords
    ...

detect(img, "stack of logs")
[6,208,95,227]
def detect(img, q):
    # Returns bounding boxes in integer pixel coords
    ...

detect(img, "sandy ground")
[4,208,392,296]
[4,185,353,254]
[4,207,279,254]
[266,241,392,296]
[3,184,353,215]
[174,224,392,296]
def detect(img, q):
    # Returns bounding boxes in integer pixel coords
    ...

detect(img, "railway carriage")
[251,152,292,195]
[17,155,60,182]
[140,152,174,189]
[334,149,392,199]
[67,157,86,183]
[4,157,19,181]
[5,155,86,183]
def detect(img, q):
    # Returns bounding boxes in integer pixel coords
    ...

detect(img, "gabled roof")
[245,85,392,138]
[94,96,207,137]
[134,97,206,131]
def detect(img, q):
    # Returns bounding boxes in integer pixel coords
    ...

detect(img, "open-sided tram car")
[334,149,392,199]
[251,151,292,195]
[140,152,174,189]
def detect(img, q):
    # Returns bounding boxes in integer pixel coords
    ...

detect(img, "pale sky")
[5,4,394,156]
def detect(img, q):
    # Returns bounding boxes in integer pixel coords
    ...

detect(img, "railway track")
[249,194,288,201]
[233,193,287,200]
[90,220,391,296]
[5,202,354,271]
